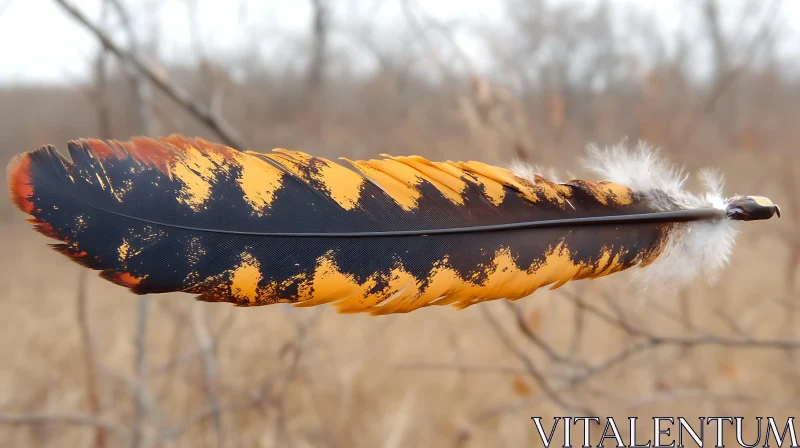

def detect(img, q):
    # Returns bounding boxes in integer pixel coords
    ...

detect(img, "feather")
[6,135,780,315]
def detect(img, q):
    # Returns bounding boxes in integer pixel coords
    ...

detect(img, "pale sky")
[1,0,798,85]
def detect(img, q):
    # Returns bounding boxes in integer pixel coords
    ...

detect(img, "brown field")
[1,0,799,446]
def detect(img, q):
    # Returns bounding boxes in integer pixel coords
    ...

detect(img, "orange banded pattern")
[8,135,675,314]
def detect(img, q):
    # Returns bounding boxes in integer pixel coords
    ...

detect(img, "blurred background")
[0,0,798,446]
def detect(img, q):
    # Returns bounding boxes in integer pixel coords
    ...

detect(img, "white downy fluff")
[509,159,567,184]
[512,141,739,291]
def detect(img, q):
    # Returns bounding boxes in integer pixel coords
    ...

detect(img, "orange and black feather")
[7,135,678,314]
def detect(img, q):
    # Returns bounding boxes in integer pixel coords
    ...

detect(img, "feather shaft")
[28,191,726,237]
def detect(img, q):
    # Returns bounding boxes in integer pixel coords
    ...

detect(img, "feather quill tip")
[581,142,779,293]
[725,195,781,221]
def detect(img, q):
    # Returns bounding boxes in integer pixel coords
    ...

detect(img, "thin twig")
[561,341,652,389]
[676,0,783,151]
[273,308,323,448]
[393,362,527,375]
[76,269,106,448]
[567,292,586,356]
[189,301,225,447]
[502,301,587,368]
[99,366,171,447]
[130,296,150,448]
[472,340,651,423]
[105,0,152,136]
[52,0,247,149]
[158,386,280,444]
[624,389,757,411]
[561,289,800,349]
[78,1,112,443]
[479,305,592,414]
[147,309,235,377]
[0,413,129,442]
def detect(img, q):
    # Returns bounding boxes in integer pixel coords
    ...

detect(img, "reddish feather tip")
[84,138,119,160]
[100,271,146,289]
[6,152,36,215]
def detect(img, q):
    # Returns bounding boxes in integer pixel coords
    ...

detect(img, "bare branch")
[704,0,731,79]
[189,301,225,447]
[561,289,800,350]
[52,0,247,149]
[0,413,129,442]
[272,308,323,447]
[393,362,527,376]
[479,305,592,414]
[130,296,150,448]
[677,0,783,150]
[75,3,115,444]
[105,0,152,136]
[76,270,106,448]
[502,301,587,368]
[307,0,330,92]
[624,388,757,411]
